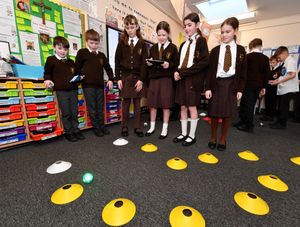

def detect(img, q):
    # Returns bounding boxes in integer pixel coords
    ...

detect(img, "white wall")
[93,0,183,46]
[207,14,300,50]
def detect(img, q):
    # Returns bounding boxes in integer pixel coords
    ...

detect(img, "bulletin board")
[0,0,85,66]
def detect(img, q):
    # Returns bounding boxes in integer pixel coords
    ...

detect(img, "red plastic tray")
[0,112,23,122]
[26,109,56,118]
[30,127,63,141]
[25,102,56,111]
[0,105,22,114]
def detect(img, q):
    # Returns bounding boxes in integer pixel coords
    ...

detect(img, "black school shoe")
[173,135,187,143]
[208,141,217,149]
[237,124,254,133]
[159,134,168,140]
[121,127,129,137]
[217,142,226,151]
[101,127,110,135]
[74,131,85,140]
[182,136,196,146]
[134,128,144,137]
[145,130,155,137]
[94,128,104,137]
[65,133,78,142]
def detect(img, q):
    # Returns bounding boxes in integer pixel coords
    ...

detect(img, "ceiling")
[148,0,300,25]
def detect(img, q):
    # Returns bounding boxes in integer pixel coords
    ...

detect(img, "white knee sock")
[186,118,198,141]
[161,123,168,136]
[177,119,188,139]
[147,121,155,133]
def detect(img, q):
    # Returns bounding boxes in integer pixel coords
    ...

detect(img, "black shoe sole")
[182,139,196,146]
[159,134,168,140]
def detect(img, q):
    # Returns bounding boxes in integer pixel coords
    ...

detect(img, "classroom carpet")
[1,115,300,227]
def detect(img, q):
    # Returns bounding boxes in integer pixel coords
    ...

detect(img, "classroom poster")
[0,0,19,52]
[19,31,41,65]
[31,15,57,37]
[68,35,81,56]
[62,7,82,37]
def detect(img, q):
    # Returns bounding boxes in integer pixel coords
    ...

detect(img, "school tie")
[223,45,232,72]
[130,39,134,53]
[92,51,97,55]
[181,38,193,69]
[159,43,164,60]
[60,59,67,63]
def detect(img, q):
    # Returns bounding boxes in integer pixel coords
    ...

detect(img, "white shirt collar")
[188,33,199,43]
[158,40,170,49]
[128,36,139,45]
[87,46,99,54]
[55,54,67,60]
[221,40,236,47]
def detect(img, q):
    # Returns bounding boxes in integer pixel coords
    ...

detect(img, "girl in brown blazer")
[205,17,247,151]
[173,13,209,146]
[145,21,179,139]
[115,15,148,137]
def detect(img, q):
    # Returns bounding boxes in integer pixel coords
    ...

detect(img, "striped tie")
[181,38,193,69]
[159,43,164,60]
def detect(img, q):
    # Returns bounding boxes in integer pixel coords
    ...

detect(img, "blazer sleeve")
[205,48,217,91]
[103,54,114,81]
[263,56,271,88]
[179,37,209,78]
[168,45,179,72]
[140,42,149,82]
[237,47,247,92]
[114,42,122,80]
[75,49,85,76]
[43,57,53,81]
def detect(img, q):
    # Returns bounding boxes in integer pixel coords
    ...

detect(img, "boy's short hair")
[275,46,289,56]
[53,36,70,48]
[85,29,100,41]
[270,55,278,61]
[249,38,262,49]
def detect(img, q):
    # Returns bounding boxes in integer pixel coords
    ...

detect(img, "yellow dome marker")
[257,175,288,192]
[198,152,219,164]
[102,198,136,226]
[234,192,269,215]
[169,205,205,227]
[167,157,187,170]
[51,184,84,205]
[238,150,259,161]
[290,156,300,165]
[140,143,158,152]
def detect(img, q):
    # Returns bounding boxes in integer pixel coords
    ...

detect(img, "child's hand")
[44,80,54,88]
[237,92,242,100]
[107,80,113,90]
[80,75,85,80]
[205,90,212,99]
[174,71,181,81]
[146,58,153,66]
[117,80,123,90]
[269,79,279,85]
[161,61,169,69]
[135,80,143,92]
[259,88,266,97]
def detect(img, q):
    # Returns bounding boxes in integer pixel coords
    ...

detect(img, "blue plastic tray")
[24,96,54,104]
[12,64,44,79]
[0,133,26,146]
[0,97,20,106]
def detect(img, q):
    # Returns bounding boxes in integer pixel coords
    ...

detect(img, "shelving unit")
[0,78,123,149]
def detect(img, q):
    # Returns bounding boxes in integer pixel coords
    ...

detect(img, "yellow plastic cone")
[51,184,84,205]
[102,198,136,226]
[234,192,269,215]
[238,150,259,161]
[198,152,218,164]
[257,175,288,192]
[167,157,187,170]
[290,156,300,165]
[141,143,158,152]
[169,205,205,227]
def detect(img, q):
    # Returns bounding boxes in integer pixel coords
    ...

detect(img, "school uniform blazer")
[205,44,247,93]
[147,43,179,79]
[115,39,148,82]
[176,36,209,92]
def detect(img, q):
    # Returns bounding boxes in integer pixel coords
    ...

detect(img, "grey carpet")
[0,115,300,227]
